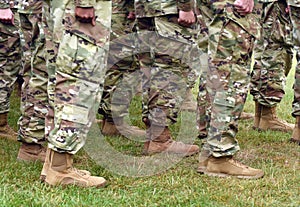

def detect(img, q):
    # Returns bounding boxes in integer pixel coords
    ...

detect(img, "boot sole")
[204,171,264,179]
[257,127,292,133]
[45,178,107,188]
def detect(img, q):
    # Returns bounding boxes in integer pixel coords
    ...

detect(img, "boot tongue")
[151,126,171,142]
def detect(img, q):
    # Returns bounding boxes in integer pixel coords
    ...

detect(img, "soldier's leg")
[137,16,200,156]
[290,6,300,145]
[43,0,111,187]
[17,8,48,162]
[195,4,212,139]
[250,1,294,132]
[198,10,264,179]
[0,8,21,141]
[99,15,145,137]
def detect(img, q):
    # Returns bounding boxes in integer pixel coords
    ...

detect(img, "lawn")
[0,67,299,207]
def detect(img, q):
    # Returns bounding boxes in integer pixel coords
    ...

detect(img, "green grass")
[0,69,299,207]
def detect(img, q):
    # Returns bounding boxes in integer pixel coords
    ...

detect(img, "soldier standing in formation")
[41,0,112,187]
[289,0,300,145]
[98,0,145,138]
[250,0,294,132]
[16,0,48,162]
[0,0,21,140]
[196,0,264,178]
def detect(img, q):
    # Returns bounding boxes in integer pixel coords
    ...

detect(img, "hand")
[286,5,290,14]
[178,10,195,27]
[0,8,14,25]
[127,11,135,20]
[75,7,96,26]
[233,0,254,16]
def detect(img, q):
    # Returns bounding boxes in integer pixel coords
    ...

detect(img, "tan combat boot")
[181,88,197,111]
[252,102,262,130]
[198,120,207,139]
[40,149,91,182]
[0,112,17,141]
[44,148,106,187]
[101,118,146,137]
[259,105,294,132]
[290,116,300,145]
[204,156,264,179]
[197,150,210,173]
[17,142,46,162]
[101,119,121,136]
[143,125,199,157]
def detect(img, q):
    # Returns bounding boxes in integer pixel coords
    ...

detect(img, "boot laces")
[230,158,249,169]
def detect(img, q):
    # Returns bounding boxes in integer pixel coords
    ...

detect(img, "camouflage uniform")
[47,0,111,154]
[17,0,48,144]
[289,0,300,116]
[98,0,139,122]
[135,0,201,127]
[0,0,21,114]
[289,0,300,145]
[201,0,261,157]
[250,0,293,107]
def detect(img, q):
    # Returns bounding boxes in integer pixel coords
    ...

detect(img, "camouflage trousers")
[196,4,211,135]
[0,9,21,114]
[98,13,140,122]
[47,0,111,154]
[289,6,300,116]
[202,6,259,157]
[136,15,201,127]
[250,0,293,107]
[17,6,48,144]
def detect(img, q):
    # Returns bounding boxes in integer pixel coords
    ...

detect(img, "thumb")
[11,14,14,25]
[91,16,96,26]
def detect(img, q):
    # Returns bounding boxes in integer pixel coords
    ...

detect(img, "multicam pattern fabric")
[135,1,202,127]
[134,0,194,18]
[250,0,293,107]
[196,1,211,136]
[17,0,43,14]
[200,0,261,157]
[17,1,48,144]
[0,8,21,114]
[289,4,300,116]
[47,0,111,153]
[98,0,139,122]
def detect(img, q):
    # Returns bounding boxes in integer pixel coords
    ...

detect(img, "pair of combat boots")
[101,117,200,156]
[0,112,47,161]
[41,120,199,187]
[1,113,103,187]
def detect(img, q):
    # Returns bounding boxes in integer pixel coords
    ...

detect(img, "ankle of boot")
[0,112,8,126]
[296,116,300,128]
[151,125,170,142]
[50,150,69,172]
